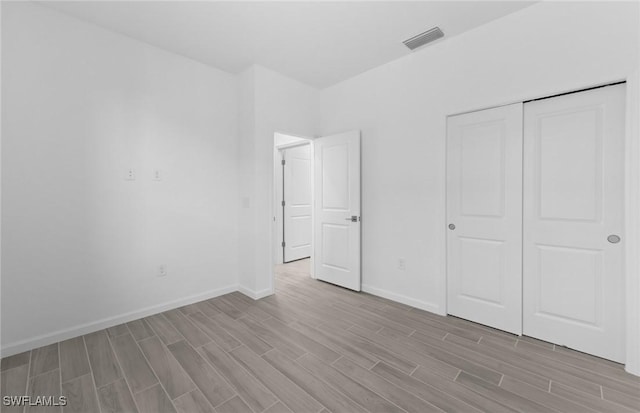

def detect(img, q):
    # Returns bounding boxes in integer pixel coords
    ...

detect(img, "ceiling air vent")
[403,27,444,51]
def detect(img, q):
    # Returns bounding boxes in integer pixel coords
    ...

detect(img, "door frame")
[444,74,640,375]
[272,134,315,276]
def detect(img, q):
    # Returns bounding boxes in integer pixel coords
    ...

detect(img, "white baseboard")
[2,283,433,358]
[238,285,274,300]
[361,284,443,315]
[0,284,238,358]
[626,362,640,377]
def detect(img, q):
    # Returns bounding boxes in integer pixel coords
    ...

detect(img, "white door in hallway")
[523,84,625,362]
[447,103,523,335]
[283,144,312,262]
[314,131,361,291]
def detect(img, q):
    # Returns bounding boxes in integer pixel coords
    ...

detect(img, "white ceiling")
[40,1,536,88]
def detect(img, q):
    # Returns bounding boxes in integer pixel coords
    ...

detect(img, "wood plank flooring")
[2,259,639,412]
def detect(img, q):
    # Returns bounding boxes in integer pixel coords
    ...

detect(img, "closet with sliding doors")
[446,83,626,363]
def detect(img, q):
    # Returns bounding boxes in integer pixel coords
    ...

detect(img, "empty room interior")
[2,1,640,412]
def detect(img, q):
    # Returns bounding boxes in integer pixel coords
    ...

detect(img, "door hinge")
[282,241,286,247]
[282,200,285,207]
[281,159,286,166]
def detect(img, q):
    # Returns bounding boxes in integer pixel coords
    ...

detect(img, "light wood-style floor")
[2,259,639,413]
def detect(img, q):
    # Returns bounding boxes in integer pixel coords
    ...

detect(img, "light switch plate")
[125,168,136,181]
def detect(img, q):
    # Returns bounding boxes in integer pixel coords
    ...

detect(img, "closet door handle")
[607,234,621,244]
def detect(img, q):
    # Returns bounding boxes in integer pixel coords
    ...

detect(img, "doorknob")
[345,216,358,222]
[448,224,456,230]
[607,234,621,244]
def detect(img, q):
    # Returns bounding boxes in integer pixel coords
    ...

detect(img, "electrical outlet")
[153,169,162,181]
[398,258,406,271]
[125,168,136,181]
[158,265,167,277]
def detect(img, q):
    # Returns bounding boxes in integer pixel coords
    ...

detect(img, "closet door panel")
[523,84,625,362]
[447,103,523,335]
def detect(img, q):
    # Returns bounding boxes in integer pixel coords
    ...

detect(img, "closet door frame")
[444,75,640,375]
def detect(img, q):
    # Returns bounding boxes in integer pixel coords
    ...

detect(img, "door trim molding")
[624,70,640,375]
[276,141,311,151]
[448,80,627,118]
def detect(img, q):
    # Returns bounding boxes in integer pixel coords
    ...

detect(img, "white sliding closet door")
[523,84,625,362]
[447,103,523,335]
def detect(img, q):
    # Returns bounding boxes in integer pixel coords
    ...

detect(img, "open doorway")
[271,130,362,294]
[273,133,314,289]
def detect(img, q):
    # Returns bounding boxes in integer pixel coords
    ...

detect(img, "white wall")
[237,67,257,296]
[1,3,240,354]
[239,65,319,297]
[320,1,639,314]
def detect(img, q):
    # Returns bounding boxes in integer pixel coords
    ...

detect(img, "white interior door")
[283,145,312,262]
[314,131,361,291]
[523,84,625,362]
[447,103,523,335]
